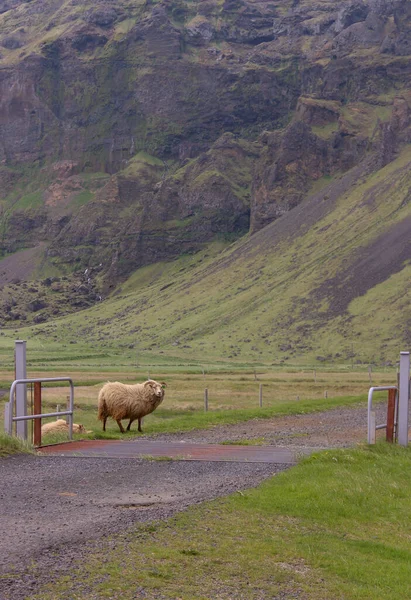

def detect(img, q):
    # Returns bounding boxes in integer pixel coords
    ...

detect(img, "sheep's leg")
[116,419,125,433]
[103,417,107,432]
[126,419,134,431]
[138,418,143,433]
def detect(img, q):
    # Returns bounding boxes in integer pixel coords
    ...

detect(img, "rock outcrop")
[0,0,410,294]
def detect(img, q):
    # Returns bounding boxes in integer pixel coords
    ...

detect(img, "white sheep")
[41,419,89,436]
[97,379,166,433]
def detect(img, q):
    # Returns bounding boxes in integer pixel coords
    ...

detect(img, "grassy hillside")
[0,144,409,367]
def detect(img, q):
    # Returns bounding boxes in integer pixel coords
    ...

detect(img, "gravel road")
[0,455,282,600]
[0,402,392,600]
[150,402,388,448]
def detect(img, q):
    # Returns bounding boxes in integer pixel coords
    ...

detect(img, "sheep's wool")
[98,379,165,433]
[41,419,87,435]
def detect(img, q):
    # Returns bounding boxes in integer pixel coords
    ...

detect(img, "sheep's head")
[144,379,166,400]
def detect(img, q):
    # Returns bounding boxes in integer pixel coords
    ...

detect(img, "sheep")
[41,419,89,436]
[97,379,166,433]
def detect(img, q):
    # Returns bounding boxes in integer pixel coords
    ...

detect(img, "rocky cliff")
[0,0,410,307]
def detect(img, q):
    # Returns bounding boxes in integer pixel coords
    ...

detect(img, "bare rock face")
[334,1,369,33]
[251,122,333,232]
[85,8,120,28]
[0,0,410,290]
[49,133,255,284]
[0,0,26,14]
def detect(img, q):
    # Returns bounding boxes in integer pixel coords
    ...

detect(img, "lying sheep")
[41,419,89,436]
[97,379,166,433]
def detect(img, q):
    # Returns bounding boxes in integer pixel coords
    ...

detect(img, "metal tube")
[11,377,75,384]
[367,386,397,444]
[33,382,41,447]
[386,388,396,443]
[4,402,10,435]
[8,378,74,440]
[68,381,74,441]
[369,411,376,444]
[13,411,73,421]
[14,341,27,439]
[398,352,409,447]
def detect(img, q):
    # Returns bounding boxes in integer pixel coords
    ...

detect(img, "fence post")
[259,384,263,408]
[204,388,208,412]
[386,388,396,443]
[4,402,10,435]
[398,351,409,447]
[369,411,376,444]
[33,382,42,447]
[15,340,27,439]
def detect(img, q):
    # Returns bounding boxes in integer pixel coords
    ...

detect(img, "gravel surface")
[0,402,398,600]
[0,455,282,600]
[148,402,388,448]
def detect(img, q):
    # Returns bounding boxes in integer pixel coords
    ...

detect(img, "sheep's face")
[73,423,87,433]
[145,380,166,400]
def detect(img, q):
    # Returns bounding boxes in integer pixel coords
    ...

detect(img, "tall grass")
[0,432,33,457]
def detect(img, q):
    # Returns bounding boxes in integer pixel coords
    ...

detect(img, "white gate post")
[398,351,409,447]
[15,340,27,439]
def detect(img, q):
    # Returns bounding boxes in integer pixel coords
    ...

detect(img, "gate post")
[14,340,27,439]
[33,382,42,447]
[398,351,409,447]
[386,388,396,443]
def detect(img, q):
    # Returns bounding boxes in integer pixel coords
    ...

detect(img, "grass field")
[30,444,411,600]
[0,432,33,457]
[0,367,395,444]
[1,364,406,599]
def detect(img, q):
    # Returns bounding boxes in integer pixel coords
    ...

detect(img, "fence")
[367,351,410,447]
[4,377,74,446]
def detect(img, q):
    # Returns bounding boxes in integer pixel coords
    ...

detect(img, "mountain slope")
[16,143,411,366]
[0,0,411,364]
[0,0,411,298]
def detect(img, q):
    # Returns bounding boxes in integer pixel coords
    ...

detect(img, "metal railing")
[4,377,74,443]
[367,386,397,444]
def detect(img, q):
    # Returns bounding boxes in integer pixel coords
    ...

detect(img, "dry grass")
[16,369,394,413]
[0,368,394,443]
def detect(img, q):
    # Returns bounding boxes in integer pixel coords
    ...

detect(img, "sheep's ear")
[160,382,167,388]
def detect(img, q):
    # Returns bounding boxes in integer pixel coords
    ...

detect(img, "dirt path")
[148,401,388,448]
[0,403,391,600]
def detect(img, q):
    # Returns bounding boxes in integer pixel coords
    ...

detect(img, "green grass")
[12,191,43,210]
[71,190,94,208]
[3,145,409,368]
[221,437,267,445]
[32,393,371,442]
[29,444,411,599]
[0,432,33,457]
[138,454,175,461]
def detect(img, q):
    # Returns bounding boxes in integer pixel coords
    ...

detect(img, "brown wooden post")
[386,388,396,443]
[33,382,42,447]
